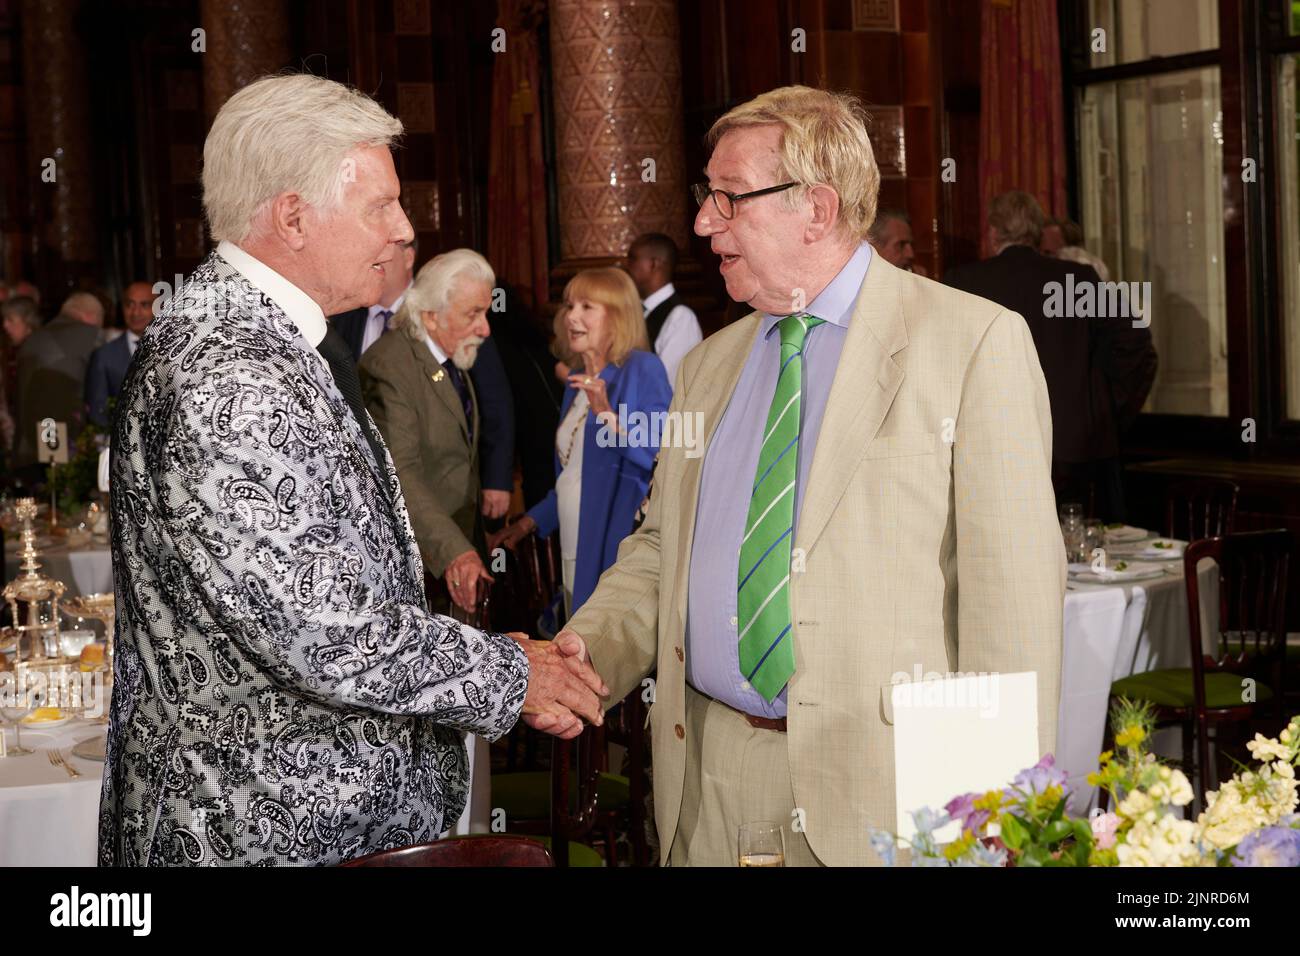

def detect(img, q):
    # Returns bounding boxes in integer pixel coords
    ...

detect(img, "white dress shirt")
[126,331,140,355]
[217,240,327,348]
[642,281,702,385]
[362,286,408,355]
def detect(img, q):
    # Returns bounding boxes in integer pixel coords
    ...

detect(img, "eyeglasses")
[691,181,799,220]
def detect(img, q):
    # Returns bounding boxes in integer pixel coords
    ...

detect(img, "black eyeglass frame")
[691,181,800,219]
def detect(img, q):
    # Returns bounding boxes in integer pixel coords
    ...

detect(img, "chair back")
[1184,529,1291,716]
[1166,479,1239,542]
[549,721,604,867]
[341,835,553,867]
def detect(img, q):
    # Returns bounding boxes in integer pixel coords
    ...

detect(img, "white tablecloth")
[0,718,489,866]
[4,537,113,599]
[0,718,105,866]
[1058,556,1219,812]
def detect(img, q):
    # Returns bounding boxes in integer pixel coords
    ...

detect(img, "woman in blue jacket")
[492,267,672,614]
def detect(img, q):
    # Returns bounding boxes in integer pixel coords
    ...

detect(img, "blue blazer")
[85,334,133,428]
[527,349,672,611]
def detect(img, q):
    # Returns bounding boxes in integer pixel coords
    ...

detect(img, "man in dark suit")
[944,190,1157,520]
[14,291,104,468]
[331,238,516,521]
[360,249,498,614]
[85,280,157,428]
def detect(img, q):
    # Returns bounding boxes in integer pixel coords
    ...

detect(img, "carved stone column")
[199,0,291,126]
[21,0,98,292]
[548,0,688,268]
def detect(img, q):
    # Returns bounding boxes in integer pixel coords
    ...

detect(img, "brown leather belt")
[726,702,787,733]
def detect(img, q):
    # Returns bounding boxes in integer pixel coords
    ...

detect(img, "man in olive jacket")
[359,249,496,613]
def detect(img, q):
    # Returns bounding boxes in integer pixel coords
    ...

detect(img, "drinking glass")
[0,696,35,757]
[1059,502,1086,563]
[738,821,785,867]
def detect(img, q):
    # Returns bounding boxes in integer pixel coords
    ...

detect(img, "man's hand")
[511,631,609,739]
[481,489,511,519]
[445,549,493,612]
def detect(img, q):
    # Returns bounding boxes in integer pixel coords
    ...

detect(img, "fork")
[47,749,81,779]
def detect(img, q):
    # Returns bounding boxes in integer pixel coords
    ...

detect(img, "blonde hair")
[707,85,880,242]
[552,268,648,367]
[202,73,403,244]
[397,249,495,340]
[988,190,1046,248]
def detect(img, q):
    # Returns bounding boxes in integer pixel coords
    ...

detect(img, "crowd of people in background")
[1,181,1149,619]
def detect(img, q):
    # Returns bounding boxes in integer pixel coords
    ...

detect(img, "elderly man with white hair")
[550,86,1065,865]
[359,249,497,613]
[99,73,607,867]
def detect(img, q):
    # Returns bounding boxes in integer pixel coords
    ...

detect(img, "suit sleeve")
[952,309,1065,760]
[156,371,528,740]
[605,355,672,473]
[1094,294,1157,434]
[563,358,692,706]
[468,337,515,492]
[360,361,477,577]
[85,347,111,429]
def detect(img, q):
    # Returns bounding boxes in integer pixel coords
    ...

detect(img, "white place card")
[892,671,1040,843]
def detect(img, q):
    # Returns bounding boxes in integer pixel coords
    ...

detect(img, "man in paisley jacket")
[99,74,607,866]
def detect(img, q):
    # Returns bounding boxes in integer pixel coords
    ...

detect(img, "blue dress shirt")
[685,242,874,718]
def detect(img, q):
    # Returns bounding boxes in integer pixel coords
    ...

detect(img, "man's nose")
[694,202,723,237]
[392,204,415,244]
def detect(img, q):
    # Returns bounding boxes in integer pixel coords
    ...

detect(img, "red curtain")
[486,0,549,311]
[978,0,1069,255]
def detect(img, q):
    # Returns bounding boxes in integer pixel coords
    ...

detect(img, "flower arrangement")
[870,699,1300,867]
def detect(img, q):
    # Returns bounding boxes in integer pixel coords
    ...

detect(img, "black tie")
[316,325,389,478]
[443,358,474,442]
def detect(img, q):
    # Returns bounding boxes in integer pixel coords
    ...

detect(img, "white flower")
[1247,733,1291,764]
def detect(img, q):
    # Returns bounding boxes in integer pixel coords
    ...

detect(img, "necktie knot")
[777,313,823,351]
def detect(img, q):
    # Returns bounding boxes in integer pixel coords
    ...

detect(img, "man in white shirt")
[626,232,702,384]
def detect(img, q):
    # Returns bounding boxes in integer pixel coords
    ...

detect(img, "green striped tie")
[738,313,823,702]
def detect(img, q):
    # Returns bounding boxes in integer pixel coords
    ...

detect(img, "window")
[1280,54,1300,419]
[1087,0,1219,68]
[1078,67,1227,416]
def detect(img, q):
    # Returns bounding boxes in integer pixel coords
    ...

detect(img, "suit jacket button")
[674,724,685,740]
[674,646,684,662]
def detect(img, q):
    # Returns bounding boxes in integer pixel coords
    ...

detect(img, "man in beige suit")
[540,87,1065,865]
[360,249,496,612]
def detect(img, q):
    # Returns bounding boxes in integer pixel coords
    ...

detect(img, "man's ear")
[804,184,841,242]
[268,192,309,251]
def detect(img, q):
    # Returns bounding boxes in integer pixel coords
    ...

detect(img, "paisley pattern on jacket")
[98,251,529,866]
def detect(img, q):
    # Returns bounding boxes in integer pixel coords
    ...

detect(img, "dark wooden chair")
[1165,479,1239,542]
[341,835,553,867]
[602,684,651,866]
[1109,529,1292,810]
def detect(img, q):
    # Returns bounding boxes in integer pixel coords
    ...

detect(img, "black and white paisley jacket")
[98,251,529,866]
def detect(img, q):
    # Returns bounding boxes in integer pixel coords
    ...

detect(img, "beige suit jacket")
[566,254,1065,866]
[359,330,482,577]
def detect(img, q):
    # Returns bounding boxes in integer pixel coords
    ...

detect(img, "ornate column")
[21,0,98,295]
[199,0,291,126]
[548,0,688,269]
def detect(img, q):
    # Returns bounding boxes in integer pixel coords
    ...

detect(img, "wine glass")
[738,821,786,867]
[0,686,36,757]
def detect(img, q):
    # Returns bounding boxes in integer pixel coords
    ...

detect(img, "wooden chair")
[1109,529,1292,809]
[341,835,553,867]
[602,684,651,866]
[1165,479,1239,542]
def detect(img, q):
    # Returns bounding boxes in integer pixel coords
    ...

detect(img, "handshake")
[509,630,607,740]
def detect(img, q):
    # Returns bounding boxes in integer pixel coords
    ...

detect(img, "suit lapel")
[671,317,761,628]
[408,335,471,445]
[794,254,908,556]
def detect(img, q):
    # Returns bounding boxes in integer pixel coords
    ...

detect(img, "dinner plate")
[72,735,107,762]
[1103,524,1148,544]
[20,714,72,728]
[1106,538,1186,561]
[1068,561,1166,584]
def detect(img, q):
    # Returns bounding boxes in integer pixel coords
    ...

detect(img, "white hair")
[202,73,403,244]
[396,249,495,340]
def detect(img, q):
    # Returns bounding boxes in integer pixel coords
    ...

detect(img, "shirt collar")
[760,242,873,337]
[217,240,328,347]
[422,328,449,366]
[372,284,410,319]
[126,330,140,347]
[642,282,676,312]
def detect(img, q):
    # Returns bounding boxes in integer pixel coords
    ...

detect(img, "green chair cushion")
[1111,669,1273,710]
[492,771,630,820]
